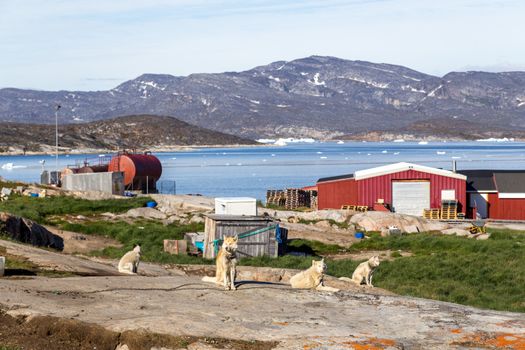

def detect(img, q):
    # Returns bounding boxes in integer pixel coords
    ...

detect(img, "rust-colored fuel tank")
[108,152,162,191]
[61,167,79,181]
[77,165,109,173]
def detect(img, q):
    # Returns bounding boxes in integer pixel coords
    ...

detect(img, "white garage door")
[392,181,430,216]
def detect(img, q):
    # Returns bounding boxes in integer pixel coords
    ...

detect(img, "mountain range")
[1,56,525,140]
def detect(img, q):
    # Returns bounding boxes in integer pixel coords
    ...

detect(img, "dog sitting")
[290,258,339,292]
[340,256,380,287]
[118,245,141,275]
[202,235,238,290]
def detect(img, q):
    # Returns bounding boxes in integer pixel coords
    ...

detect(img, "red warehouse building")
[459,170,525,220]
[317,162,467,216]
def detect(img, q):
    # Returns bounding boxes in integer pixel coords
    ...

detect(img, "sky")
[1,0,524,91]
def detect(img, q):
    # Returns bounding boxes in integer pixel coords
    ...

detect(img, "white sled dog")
[289,258,339,292]
[202,235,238,290]
[340,256,380,287]
[118,245,141,275]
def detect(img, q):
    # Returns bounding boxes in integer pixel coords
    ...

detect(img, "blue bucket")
[195,241,204,252]
[146,201,157,208]
[30,193,39,198]
[355,232,365,239]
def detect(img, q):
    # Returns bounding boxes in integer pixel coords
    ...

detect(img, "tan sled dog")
[290,259,339,292]
[202,235,238,290]
[340,256,380,287]
[118,245,141,275]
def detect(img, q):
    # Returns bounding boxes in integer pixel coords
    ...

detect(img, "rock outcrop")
[0,212,64,250]
[350,211,449,233]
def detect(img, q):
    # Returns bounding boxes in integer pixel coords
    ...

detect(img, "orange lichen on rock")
[452,331,525,349]
[450,328,462,334]
[344,337,399,350]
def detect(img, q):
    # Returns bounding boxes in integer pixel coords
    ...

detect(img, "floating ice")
[320,156,328,159]
[337,140,344,144]
[437,151,446,155]
[418,141,428,145]
[381,150,388,154]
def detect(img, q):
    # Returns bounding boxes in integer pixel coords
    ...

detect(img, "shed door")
[392,181,430,216]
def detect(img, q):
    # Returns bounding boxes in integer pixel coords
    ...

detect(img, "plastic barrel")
[146,201,157,208]
[195,241,204,252]
[355,232,365,239]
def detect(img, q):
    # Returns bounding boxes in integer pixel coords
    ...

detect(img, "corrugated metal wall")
[487,193,525,220]
[317,178,358,209]
[357,170,466,212]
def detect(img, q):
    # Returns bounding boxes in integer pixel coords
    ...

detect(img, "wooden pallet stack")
[341,205,368,212]
[285,188,309,210]
[266,190,286,207]
[307,190,318,210]
[440,200,458,220]
[423,208,441,220]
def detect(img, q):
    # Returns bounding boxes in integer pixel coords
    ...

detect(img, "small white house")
[214,197,257,216]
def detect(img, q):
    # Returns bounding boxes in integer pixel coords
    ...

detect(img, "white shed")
[214,197,257,216]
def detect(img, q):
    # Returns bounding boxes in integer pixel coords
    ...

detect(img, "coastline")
[0,143,268,157]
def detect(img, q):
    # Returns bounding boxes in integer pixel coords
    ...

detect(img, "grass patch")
[346,231,525,312]
[287,238,345,255]
[60,220,210,265]
[0,195,152,222]
[297,218,350,229]
[0,244,75,277]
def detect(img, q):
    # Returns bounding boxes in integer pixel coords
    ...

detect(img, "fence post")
[146,176,149,194]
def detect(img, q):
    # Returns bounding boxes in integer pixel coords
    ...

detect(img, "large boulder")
[124,207,167,220]
[350,211,449,233]
[0,212,64,250]
[261,208,350,223]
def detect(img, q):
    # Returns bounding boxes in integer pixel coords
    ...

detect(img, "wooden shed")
[203,215,287,259]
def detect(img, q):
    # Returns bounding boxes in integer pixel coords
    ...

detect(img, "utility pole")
[55,104,61,178]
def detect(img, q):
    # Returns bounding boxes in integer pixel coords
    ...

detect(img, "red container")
[108,152,162,189]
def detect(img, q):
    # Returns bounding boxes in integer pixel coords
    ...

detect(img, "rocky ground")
[1,191,525,349]
[1,274,524,349]
[1,236,525,349]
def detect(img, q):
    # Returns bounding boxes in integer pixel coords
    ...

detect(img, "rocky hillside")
[1,56,525,139]
[0,115,255,153]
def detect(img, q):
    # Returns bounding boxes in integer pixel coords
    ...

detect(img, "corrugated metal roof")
[494,172,525,194]
[458,170,497,192]
[317,173,354,183]
[354,162,466,181]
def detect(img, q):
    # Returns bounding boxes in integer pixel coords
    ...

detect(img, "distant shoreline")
[0,143,267,157]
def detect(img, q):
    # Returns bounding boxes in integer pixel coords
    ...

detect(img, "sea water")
[1,142,525,200]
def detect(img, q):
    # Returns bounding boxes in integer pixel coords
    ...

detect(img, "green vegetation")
[297,218,350,229]
[287,238,345,255]
[0,195,151,222]
[0,346,21,350]
[347,231,525,312]
[0,245,74,277]
[60,220,210,265]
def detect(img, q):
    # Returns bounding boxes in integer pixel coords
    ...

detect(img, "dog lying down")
[202,235,238,291]
[289,258,339,292]
[339,256,380,287]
